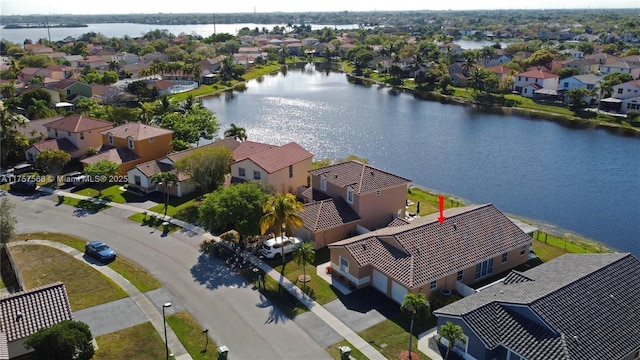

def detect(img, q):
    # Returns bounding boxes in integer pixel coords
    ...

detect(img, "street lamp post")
[162,302,172,360]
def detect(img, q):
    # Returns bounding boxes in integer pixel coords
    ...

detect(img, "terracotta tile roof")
[0,332,7,360]
[81,146,140,165]
[242,142,312,174]
[31,137,79,153]
[309,161,411,194]
[232,141,275,161]
[517,69,558,79]
[487,65,510,74]
[44,114,113,133]
[147,80,176,90]
[435,253,640,360]
[51,79,78,90]
[103,123,173,141]
[0,282,72,342]
[166,137,240,163]
[301,198,361,232]
[330,204,533,289]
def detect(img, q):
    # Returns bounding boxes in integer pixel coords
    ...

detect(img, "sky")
[0,0,638,15]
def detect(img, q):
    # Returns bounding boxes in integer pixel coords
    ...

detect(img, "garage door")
[372,269,388,294]
[391,280,408,304]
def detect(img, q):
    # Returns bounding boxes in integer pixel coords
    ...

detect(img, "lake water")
[0,23,359,44]
[201,65,640,256]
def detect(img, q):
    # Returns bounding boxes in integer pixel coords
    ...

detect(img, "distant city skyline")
[0,0,637,16]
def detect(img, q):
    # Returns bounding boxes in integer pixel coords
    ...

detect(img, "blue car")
[85,241,116,262]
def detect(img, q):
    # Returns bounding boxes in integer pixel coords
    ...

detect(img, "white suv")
[260,236,302,258]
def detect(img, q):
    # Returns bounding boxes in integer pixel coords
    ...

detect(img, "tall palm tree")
[438,321,466,360]
[259,193,304,269]
[150,172,178,216]
[224,123,248,142]
[293,242,315,291]
[401,293,430,360]
[154,94,177,117]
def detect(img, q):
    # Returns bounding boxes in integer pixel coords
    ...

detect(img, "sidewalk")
[8,240,192,360]
[418,327,444,360]
[38,187,388,359]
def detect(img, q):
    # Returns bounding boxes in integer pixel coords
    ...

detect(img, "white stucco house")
[513,69,559,98]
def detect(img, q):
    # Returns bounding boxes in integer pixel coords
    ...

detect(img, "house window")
[339,256,349,273]
[563,82,569,88]
[618,88,624,94]
[430,280,437,289]
[347,187,354,204]
[149,137,154,143]
[128,137,134,149]
[108,133,113,145]
[134,175,141,186]
[238,167,246,177]
[289,165,293,178]
[502,252,508,263]
[376,190,381,196]
[457,270,463,281]
[475,258,494,279]
[80,132,84,140]
[320,175,327,191]
[521,245,527,256]
[253,170,261,180]
[307,176,310,187]
[66,89,71,95]
[524,88,528,94]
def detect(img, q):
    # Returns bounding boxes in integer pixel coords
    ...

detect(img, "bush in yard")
[24,320,94,360]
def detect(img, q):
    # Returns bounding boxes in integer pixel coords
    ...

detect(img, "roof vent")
[334,174,338,179]
[573,335,579,342]
[371,171,374,176]
[15,311,22,321]
[453,222,457,231]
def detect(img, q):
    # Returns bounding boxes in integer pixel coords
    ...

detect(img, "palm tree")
[293,242,315,291]
[438,321,466,360]
[224,123,247,142]
[259,193,304,269]
[154,94,178,116]
[150,172,178,216]
[401,293,430,360]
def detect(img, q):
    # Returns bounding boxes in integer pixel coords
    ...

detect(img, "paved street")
[8,192,330,359]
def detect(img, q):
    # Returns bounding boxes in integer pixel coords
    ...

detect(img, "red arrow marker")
[438,195,446,224]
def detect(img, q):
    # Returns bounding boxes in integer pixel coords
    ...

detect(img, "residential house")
[286,42,303,56]
[572,33,599,42]
[513,69,559,98]
[93,48,116,63]
[560,58,600,74]
[127,137,240,197]
[585,52,618,65]
[328,204,534,303]
[112,52,139,64]
[559,74,602,104]
[18,67,51,83]
[47,79,92,102]
[26,114,113,160]
[61,55,84,67]
[599,61,640,79]
[46,64,78,80]
[230,141,313,194]
[141,51,168,63]
[147,80,178,96]
[487,65,511,80]
[301,37,320,48]
[121,62,150,79]
[611,80,640,113]
[0,282,73,359]
[483,54,512,68]
[619,55,640,66]
[82,123,173,174]
[433,253,640,360]
[306,161,410,231]
[77,56,107,69]
[559,49,584,59]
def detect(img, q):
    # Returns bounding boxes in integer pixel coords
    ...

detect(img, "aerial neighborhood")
[0,8,639,360]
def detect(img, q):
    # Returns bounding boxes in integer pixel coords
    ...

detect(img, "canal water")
[201,66,640,256]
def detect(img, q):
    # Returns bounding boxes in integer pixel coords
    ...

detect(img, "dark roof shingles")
[309,161,410,194]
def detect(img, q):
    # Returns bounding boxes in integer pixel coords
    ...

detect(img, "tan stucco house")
[230,141,313,194]
[0,282,73,359]
[25,114,113,161]
[82,123,173,175]
[328,204,534,304]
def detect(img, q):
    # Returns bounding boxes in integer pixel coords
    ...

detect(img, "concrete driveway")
[323,287,401,333]
[8,192,330,360]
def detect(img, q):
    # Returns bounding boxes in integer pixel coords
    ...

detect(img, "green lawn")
[359,312,436,360]
[94,322,166,360]
[72,184,137,203]
[127,212,181,233]
[13,232,161,293]
[326,340,367,360]
[406,187,465,217]
[263,247,340,305]
[9,245,127,310]
[167,311,218,360]
[147,193,201,223]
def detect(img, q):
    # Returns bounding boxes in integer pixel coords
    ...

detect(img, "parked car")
[84,241,116,262]
[13,163,33,175]
[9,180,36,193]
[61,171,86,186]
[259,236,302,258]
